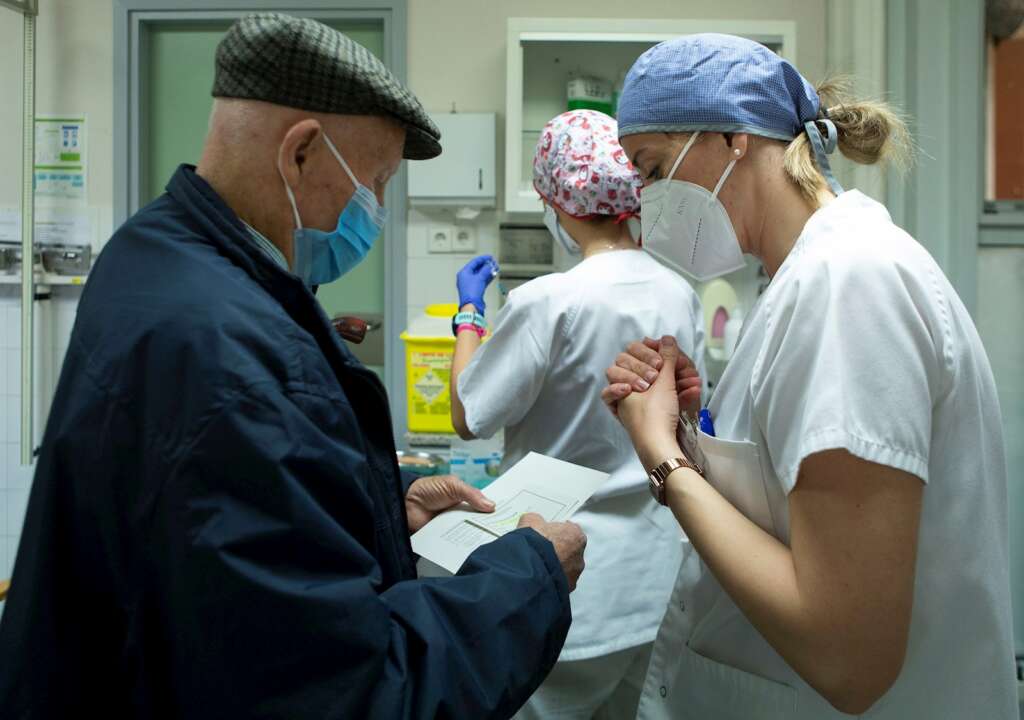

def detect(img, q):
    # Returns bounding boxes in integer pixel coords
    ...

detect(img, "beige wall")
[0,0,114,233]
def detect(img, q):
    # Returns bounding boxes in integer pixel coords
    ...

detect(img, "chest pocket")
[696,432,777,535]
[688,432,775,648]
[660,433,799,719]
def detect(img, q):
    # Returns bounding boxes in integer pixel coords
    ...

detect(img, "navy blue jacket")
[0,166,570,718]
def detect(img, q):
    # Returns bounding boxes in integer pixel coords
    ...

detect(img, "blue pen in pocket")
[698,408,716,437]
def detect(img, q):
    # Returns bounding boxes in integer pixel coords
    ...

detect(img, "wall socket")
[428,224,453,253]
[452,225,477,253]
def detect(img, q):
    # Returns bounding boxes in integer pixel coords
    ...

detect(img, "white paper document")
[34,206,95,247]
[411,452,609,574]
[35,115,87,203]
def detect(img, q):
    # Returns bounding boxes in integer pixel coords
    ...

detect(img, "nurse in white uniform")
[603,34,1017,718]
[449,110,707,719]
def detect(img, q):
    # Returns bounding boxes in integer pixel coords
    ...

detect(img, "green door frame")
[113,0,411,441]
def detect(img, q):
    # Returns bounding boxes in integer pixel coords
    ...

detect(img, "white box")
[409,113,496,207]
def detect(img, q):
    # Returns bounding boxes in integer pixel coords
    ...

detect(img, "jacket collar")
[164,164,368,373]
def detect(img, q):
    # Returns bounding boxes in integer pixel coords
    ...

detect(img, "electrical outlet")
[452,225,477,253]
[428,224,452,253]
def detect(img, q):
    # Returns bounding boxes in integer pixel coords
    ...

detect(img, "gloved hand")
[456,254,498,314]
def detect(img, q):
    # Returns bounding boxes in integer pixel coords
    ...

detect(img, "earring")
[733,148,741,156]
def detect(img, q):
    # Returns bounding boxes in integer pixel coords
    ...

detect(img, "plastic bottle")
[722,306,745,359]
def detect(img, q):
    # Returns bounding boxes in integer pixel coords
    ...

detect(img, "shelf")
[0,272,88,286]
[406,432,454,449]
[504,17,797,213]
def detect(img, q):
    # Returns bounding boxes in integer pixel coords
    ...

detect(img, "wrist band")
[454,311,486,325]
[452,310,487,337]
[456,323,486,338]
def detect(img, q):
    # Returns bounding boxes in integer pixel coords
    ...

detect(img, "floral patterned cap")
[532,110,642,219]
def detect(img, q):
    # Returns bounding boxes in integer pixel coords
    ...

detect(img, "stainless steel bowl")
[0,243,40,274]
[40,245,91,275]
[0,244,17,273]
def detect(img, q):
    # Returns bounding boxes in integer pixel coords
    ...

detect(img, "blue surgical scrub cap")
[617,33,843,194]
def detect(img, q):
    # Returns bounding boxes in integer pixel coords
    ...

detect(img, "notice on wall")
[35,206,95,247]
[34,115,87,203]
[0,206,96,248]
[0,208,19,243]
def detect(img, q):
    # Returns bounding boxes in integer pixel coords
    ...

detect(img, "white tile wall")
[0,285,80,622]
[405,208,504,329]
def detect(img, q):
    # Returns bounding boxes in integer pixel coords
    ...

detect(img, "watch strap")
[648,456,703,505]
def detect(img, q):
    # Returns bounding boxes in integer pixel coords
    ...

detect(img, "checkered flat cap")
[212,12,441,159]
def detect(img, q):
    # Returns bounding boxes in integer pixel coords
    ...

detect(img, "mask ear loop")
[321,132,361,189]
[709,148,740,206]
[666,130,702,181]
[278,154,303,230]
[322,131,389,226]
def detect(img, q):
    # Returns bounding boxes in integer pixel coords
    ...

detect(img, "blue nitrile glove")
[456,254,499,314]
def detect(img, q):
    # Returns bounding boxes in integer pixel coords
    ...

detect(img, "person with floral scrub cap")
[449,109,707,719]
[602,34,1016,718]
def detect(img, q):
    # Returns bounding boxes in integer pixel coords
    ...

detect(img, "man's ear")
[278,118,322,190]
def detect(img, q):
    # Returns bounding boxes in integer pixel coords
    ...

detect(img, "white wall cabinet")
[504,18,798,214]
[408,112,496,207]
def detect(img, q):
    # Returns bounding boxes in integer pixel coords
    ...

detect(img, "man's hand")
[405,475,495,534]
[517,513,587,591]
[602,336,702,419]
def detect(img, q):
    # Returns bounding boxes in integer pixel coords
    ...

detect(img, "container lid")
[404,304,456,338]
[426,303,458,317]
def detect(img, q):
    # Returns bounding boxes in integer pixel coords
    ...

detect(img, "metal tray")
[40,245,91,275]
[0,243,41,274]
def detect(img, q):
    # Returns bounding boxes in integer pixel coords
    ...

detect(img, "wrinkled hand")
[602,336,702,420]
[613,336,687,471]
[405,475,495,534]
[456,254,499,314]
[517,513,587,591]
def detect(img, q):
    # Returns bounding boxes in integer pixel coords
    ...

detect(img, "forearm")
[450,303,482,439]
[378,529,570,718]
[644,441,853,704]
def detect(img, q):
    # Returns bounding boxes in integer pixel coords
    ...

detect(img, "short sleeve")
[457,289,553,439]
[751,252,945,493]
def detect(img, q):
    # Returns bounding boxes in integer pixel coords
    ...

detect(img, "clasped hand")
[601,335,702,470]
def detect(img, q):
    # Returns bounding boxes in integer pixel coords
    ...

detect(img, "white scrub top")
[459,249,706,660]
[638,191,1017,719]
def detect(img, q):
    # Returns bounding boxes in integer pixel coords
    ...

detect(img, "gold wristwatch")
[648,455,705,506]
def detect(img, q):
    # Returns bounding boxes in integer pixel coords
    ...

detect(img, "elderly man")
[0,14,585,719]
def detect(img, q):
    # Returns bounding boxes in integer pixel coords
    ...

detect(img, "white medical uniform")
[458,249,705,717]
[637,191,1016,719]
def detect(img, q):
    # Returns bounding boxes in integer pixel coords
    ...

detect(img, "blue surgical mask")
[280,133,389,286]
